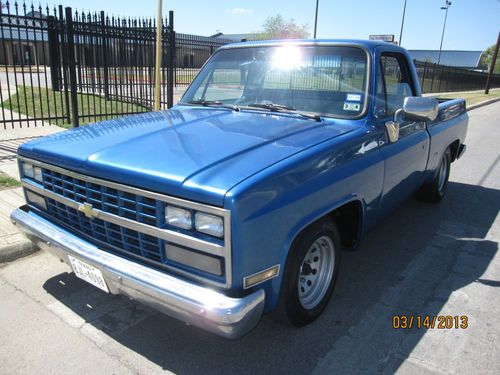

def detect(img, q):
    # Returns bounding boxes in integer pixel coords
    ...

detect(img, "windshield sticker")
[346,93,362,102]
[343,102,361,111]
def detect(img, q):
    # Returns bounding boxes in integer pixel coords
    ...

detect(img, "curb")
[467,97,500,111]
[0,238,38,263]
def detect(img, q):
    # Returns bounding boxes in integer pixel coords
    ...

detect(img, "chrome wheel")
[298,235,335,310]
[437,154,448,192]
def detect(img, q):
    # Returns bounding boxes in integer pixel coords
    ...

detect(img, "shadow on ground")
[43,181,499,374]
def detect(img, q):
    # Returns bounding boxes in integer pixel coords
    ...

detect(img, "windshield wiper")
[183,100,240,112]
[245,103,321,122]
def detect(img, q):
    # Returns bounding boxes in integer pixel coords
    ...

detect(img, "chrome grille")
[19,156,233,288]
[42,168,164,263]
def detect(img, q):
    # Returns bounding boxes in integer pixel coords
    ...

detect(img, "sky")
[45,0,500,51]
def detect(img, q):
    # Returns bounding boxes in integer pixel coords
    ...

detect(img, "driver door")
[376,52,430,210]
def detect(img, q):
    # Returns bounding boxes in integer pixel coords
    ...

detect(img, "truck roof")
[219,39,404,52]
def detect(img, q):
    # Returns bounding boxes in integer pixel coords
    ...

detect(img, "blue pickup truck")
[12,40,467,339]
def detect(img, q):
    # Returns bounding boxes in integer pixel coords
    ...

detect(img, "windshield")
[180,45,368,119]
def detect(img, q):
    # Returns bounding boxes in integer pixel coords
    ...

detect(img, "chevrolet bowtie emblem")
[78,202,99,219]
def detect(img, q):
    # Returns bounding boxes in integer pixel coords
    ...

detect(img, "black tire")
[275,218,341,327]
[416,148,451,203]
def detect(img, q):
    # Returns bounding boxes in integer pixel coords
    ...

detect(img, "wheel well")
[328,201,362,250]
[449,140,460,162]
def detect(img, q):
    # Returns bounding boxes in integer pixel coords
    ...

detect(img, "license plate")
[68,255,109,293]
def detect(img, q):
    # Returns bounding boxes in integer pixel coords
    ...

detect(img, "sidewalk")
[0,187,36,262]
[0,121,63,262]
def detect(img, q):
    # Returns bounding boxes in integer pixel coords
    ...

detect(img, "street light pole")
[313,0,319,39]
[437,0,451,65]
[399,0,408,46]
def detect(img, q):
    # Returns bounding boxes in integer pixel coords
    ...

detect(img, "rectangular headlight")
[195,212,224,238]
[33,166,43,182]
[21,162,43,183]
[25,190,47,210]
[22,162,34,178]
[165,206,192,229]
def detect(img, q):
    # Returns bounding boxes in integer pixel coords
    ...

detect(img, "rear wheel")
[416,148,451,203]
[277,218,341,326]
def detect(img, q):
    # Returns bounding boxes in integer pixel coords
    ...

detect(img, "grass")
[434,88,500,107]
[1,86,149,128]
[0,173,21,190]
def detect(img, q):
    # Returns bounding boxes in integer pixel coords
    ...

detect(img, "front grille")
[42,168,164,263]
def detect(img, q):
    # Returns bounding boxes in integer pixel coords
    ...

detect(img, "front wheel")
[416,148,451,203]
[277,218,341,327]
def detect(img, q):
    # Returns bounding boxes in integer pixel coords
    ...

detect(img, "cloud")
[225,8,253,15]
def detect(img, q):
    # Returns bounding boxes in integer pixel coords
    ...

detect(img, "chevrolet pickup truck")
[12,40,467,339]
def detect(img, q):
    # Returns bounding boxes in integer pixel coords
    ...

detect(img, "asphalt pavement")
[0,102,499,375]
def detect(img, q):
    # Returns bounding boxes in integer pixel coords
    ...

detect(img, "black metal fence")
[0,2,232,129]
[0,1,499,130]
[415,60,500,94]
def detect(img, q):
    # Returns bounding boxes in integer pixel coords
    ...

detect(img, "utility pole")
[154,0,163,111]
[437,0,451,65]
[399,0,408,46]
[485,31,500,95]
[313,0,319,39]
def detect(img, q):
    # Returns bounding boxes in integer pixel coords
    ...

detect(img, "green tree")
[256,14,309,40]
[480,44,500,73]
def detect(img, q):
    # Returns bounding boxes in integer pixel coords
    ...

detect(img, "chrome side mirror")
[385,115,400,143]
[402,96,439,122]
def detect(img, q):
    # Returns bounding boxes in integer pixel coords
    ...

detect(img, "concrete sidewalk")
[0,187,36,262]
[0,122,63,262]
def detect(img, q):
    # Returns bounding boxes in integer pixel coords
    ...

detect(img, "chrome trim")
[385,120,400,143]
[18,156,232,288]
[11,207,264,339]
[243,264,280,289]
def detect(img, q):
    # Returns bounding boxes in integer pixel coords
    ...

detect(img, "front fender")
[225,126,383,312]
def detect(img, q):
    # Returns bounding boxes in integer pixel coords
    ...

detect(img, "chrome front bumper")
[11,206,265,339]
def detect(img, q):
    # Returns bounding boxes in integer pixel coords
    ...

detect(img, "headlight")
[22,162,43,183]
[195,212,224,238]
[165,206,192,229]
[25,190,47,210]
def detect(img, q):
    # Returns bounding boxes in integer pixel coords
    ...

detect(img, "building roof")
[210,32,260,42]
[408,50,483,68]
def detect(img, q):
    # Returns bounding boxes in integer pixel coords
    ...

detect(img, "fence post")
[429,63,436,93]
[167,10,175,108]
[420,61,427,93]
[100,11,109,99]
[438,65,443,93]
[47,16,61,91]
[58,5,71,123]
[65,7,79,127]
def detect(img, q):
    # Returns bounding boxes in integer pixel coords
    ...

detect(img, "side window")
[375,53,416,118]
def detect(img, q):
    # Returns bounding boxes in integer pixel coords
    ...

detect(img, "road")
[1,102,499,375]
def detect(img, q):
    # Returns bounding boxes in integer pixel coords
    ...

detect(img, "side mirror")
[402,96,439,122]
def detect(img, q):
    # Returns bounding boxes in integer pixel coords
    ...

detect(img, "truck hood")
[19,108,357,206]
